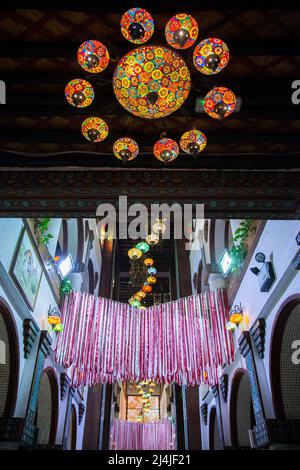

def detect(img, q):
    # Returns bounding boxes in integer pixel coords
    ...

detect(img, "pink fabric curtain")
[109,418,176,450]
[54,289,233,387]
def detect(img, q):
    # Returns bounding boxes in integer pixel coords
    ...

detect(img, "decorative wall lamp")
[226,304,248,332]
[57,253,74,279]
[48,305,64,332]
[250,252,276,292]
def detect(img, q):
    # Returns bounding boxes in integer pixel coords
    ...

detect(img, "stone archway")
[270,299,300,420]
[230,371,255,448]
[0,300,19,418]
[67,405,77,450]
[36,368,58,447]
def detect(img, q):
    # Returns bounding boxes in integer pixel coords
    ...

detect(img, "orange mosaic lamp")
[77,40,109,73]
[144,257,154,267]
[65,78,94,108]
[180,129,207,155]
[113,137,139,162]
[81,117,109,143]
[113,45,191,119]
[165,13,198,50]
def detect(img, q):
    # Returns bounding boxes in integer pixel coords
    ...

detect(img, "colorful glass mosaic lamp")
[65,7,236,161]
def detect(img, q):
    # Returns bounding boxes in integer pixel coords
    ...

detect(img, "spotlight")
[219,249,232,276]
[57,254,74,279]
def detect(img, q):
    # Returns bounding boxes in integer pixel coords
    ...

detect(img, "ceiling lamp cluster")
[65,8,236,162]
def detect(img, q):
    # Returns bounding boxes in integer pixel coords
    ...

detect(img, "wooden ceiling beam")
[0,39,300,58]
[1,1,297,13]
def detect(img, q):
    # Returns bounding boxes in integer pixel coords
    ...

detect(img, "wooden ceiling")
[1,1,300,169]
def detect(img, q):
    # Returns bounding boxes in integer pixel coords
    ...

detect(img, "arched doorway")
[230,371,255,448]
[36,368,58,447]
[0,300,19,418]
[209,407,222,450]
[271,299,300,419]
[66,405,77,450]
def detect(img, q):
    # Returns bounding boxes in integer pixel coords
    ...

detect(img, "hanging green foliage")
[60,278,73,297]
[229,220,256,272]
[36,217,54,246]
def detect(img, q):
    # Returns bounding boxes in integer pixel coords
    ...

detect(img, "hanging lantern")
[180,129,207,155]
[136,241,150,253]
[121,7,154,44]
[193,38,229,75]
[128,247,143,260]
[147,276,157,285]
[152,219,166,234]
[204,87,236,119]
[81,117,109,143]
[77,40,110,73]
[113,137,139,162]
[129,297,141,308]
[113,45,191,119]
[136,290,147,299]
[146,233,159,246]
[165,13,198,50]
[65,79,94,108]
[48,313,61,326]
[153,138,179,163]
[147,266,157,275]
[142,284,152,294]
[144,257,154,267]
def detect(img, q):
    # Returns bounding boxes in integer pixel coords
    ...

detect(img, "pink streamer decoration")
[54,289,233,387]
[109,418,176,451]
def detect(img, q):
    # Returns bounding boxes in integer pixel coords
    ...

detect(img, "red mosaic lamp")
[193,38,229,75]
[153,138,179,163]
[165,13,198,50]
[120,7,154,44]
[204,87,236,119]
[65,79,94,108]
[77,40,109,73]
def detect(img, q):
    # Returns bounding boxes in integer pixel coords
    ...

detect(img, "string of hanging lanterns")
[65,7,236,163]
[127,218,166,307]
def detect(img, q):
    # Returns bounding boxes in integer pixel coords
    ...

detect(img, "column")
[174,238,202,450]
[82,236,115,450]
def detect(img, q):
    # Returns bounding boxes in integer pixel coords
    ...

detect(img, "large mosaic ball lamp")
[204,87,236,119]
[193,38,229,75]
[65,79,94,108]
[77,40,110,73]
[121,7,154,44]
[81,117,109,143]
[113,137,139,162]
[113,45,191,119]
[180,129,207,155]
[165,13,198,50]
[153,138,179,163]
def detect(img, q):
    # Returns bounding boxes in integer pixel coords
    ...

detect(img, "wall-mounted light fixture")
[250,252,275,292]
[219,248,232,276]
[57,253,74,279]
